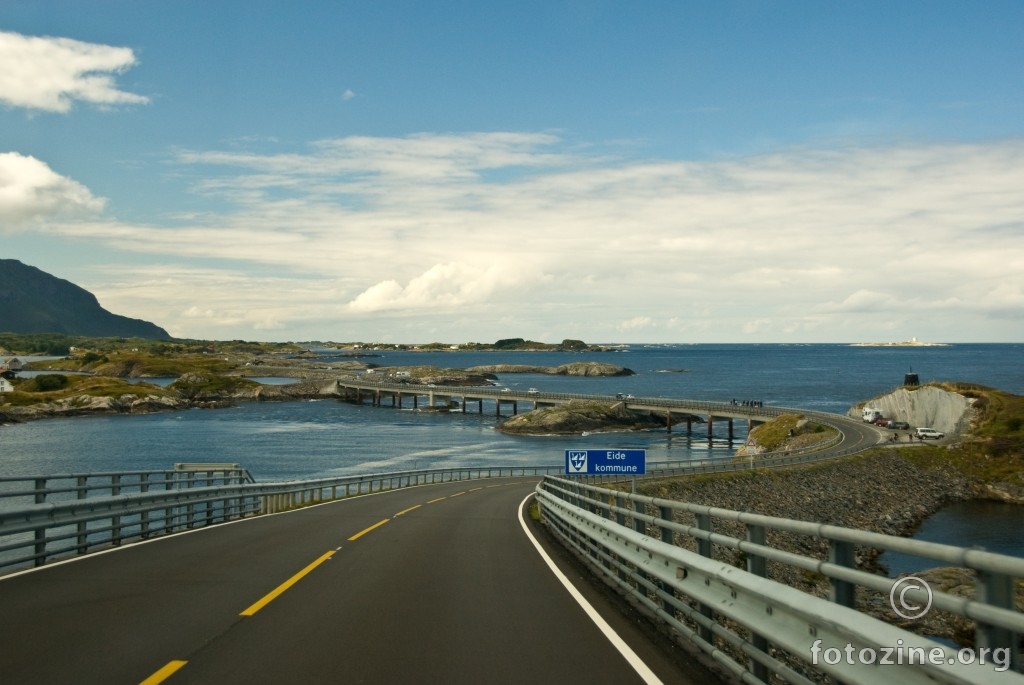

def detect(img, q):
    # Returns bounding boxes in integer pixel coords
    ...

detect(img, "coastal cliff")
[849,384,976,435]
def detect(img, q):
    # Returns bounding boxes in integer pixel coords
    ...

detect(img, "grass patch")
[744,413,837,454]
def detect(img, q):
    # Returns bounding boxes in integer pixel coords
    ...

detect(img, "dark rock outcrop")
[497,399,663,435]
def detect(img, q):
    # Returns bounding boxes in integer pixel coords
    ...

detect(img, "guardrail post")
[975,569,1020,673]
[164,478,175,534]
[695,512,712,559]
[140,474,151,537]
[746,524,769,683]
[111,474,122,545]
[203,472,214,526]
[659,505,674,546]
[633,497,646,536]
[33,478,46,566]
[185,470,196,528]
[696,512,713,643]
[615,493,627,528]
[828,540,856,608]
[77,475,88,553]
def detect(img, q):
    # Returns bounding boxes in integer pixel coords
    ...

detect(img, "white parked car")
[916,427,945,439]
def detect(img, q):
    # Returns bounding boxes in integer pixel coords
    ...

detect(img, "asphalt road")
[0,477,720,685]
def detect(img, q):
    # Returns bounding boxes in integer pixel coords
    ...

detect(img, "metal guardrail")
[536,475,1024,683]
[0,464,254,509]
[0,464,565,574]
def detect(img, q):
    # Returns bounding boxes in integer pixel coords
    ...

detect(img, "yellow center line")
[139,660,188,684]
[395,504,421,517]
[450,491,466,497]
[426,496,446,504]
[240,550,336,617]
[468,487,483,492]
[347,518,390,541]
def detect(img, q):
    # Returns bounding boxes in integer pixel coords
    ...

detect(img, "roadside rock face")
[849,385,974,435]
[497,399,663,435]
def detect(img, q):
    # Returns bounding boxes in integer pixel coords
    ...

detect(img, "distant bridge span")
[332,379,876,444]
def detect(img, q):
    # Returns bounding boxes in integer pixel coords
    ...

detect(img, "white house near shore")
[0,377,12,393]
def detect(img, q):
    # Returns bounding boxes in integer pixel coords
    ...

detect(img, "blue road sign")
[565,449,646,475]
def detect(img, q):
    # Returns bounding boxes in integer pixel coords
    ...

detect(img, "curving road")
[0,477,720,684]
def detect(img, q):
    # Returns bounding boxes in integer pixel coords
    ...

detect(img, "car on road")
[887,421,910,430]
[527,388,538,394]
[916,427,945,439]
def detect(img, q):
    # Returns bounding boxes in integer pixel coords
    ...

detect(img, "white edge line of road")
[517,493,664,685]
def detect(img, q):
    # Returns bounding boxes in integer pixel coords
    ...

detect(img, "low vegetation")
[2,375,172,406]
[740,413,837,455]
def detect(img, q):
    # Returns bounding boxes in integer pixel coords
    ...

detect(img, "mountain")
[0,259,171,339]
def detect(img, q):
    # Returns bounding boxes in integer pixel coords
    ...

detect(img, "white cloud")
[0,152,105,224]
[0,30,148,112]
[341,89,356,101]
[35,133,1024,342]
[619,317,654,331]
[348,263,538,312]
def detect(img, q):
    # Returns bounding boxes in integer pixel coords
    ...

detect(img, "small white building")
[0,377,12,393]
[0,356,23,375]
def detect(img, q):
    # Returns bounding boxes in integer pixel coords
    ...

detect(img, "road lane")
[0,478,718,684]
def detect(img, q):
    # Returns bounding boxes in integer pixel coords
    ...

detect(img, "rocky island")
[497,399,666,435]
[467,362,634,377]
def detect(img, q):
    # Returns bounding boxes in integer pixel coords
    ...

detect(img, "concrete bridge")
[335,378,788,439]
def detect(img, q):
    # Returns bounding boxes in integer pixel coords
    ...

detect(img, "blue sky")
[2,1,1022,343]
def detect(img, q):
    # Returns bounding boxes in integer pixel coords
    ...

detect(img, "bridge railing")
[339,379,791,418]
[536,475,1023,683]
[0,464,564,575]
